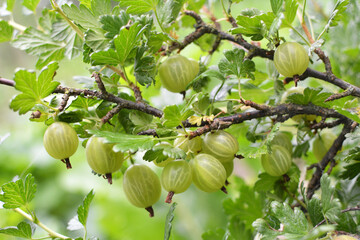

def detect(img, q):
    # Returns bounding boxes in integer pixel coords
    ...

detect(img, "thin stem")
[289,25,311,46]
[14,208,70,239]
[220,0,230,18]
[8,20,27,32]
[154,9,166,34]
[39,100,59,113]
[50,0,84,40]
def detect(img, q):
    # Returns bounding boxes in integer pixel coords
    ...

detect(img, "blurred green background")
[1,0,358,239]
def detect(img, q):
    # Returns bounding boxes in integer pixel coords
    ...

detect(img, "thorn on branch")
[58,91,70,112]
[310,119,345,130]
[101,104,123,124]
[325,87,355,102]
[137,129,159,137]
[92,72,108,96]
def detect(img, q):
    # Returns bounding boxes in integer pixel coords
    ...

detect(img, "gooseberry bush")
[0,0,360,240]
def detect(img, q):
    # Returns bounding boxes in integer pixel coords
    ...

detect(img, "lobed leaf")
[0,20,13,43]
[10,62,60,114]
[77,189,95,227]
[88,130,156,152]
[22,0,40,12]
[163,105,194,128]
[119,0,158,14]
[270,0,284,15]
[0,174,37,209]
[0,222,33,238]
[91,23,146,65]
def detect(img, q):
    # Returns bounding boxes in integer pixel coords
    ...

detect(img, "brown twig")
[310,119,345,130]
[101,104,123,124]
[325,87,355,102]
[58,91,70,112]
[306,120,358,199]
[92,72,108,96]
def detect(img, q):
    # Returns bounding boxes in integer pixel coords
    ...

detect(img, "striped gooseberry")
[86,136,124,184]
[123,164,161,217]
[161,160,192,203]
[174,135,202,154]
[190,153,227,193]
[271,132,292,154]
[202,130,239,163]
[261,145,292,177]
[43,122,79,169]
[312,129,337,161]
[274,42,309,77]
[158,55,199,93]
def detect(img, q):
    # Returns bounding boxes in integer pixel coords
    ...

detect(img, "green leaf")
[340,162,360,181]
[62,4,101,29]
[10,62,60,114]
[158,0,185,26]
[271,0,284,15]
[284,0,298,24]
[163,105,194,128]
[58,110,86,123]
[307,198,323,226]
[286,87,331,107]
[218,48,255,79]
[119,0,158,14]
[88,130,155,152]
[134,47,156,86]
[0,222,33,238]
[77,189,95,227]
[91,23,146,65]
[147,32,172,53]
[51,21,82,59]
[22,0,40,12]
[154,144,186,159]
[100,12,131,39]
[129,110,154,133]
[0,21,14,43]
[336,212,358,233]
[254,173,281,192]
[320,174,341,221]
[143,148,168,162]
[0,174,37,209]
[84,29,109,52]
[12,27,65,69]
[202,228,225,240]
[164,202,177,240]
[253,201,310,239]
[329,0,350,27]
[269,13,284,37]
[333,106,360,124]
[91,0,111,17]
[223,184,264,229]
[227,216,253,240]
[70,96,100,110]
[232,11,275,40]
[6,0,15,11]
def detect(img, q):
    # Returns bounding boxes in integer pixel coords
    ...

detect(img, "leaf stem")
[8,20,27,32]
[13,208,70,239]
[154,9,166,34]
[50,0,84,40]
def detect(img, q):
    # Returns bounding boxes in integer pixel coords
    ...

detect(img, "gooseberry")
[86,136,124,184]
[43,122,79,169]
[158,55,199,93]
[123,164,161,217]
[202,130,239,163]
[261,145,292,177]
[161,160,192,203]
[274,42,309,77]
